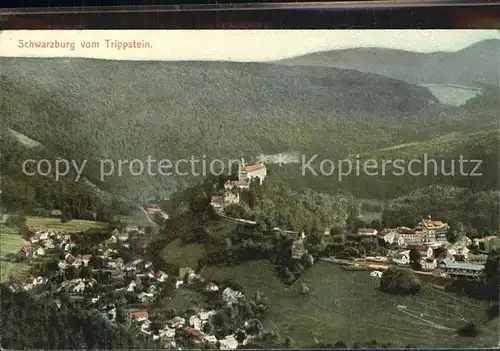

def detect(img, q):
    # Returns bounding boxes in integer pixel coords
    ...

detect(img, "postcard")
[0,29,499,349]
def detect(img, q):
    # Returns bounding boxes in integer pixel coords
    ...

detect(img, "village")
[208,158,496,281]
[2,158,498,349]
[4,219,264,349]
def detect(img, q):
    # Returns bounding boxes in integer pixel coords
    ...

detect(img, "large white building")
[237,158,267,184]
[416,216,450,244]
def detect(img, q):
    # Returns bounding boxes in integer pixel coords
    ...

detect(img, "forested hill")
[1,58,497,205]
[277,39,500,87]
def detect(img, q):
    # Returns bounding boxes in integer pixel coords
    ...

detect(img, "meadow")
[202,260,498,348]
[0,226,30,282]
[25,216,108,232]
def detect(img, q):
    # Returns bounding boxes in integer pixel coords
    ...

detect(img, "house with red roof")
[237,158,267,184]
[18,246,30,258]
[128,310,149,322]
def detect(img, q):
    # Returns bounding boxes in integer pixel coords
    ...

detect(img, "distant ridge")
[276,39,500,87]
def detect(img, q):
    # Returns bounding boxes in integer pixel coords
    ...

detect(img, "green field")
[0,226,31,282]
[25,216,108,232]
[160,220,237,269]
[161,239,207,269]
[202,260,498,348]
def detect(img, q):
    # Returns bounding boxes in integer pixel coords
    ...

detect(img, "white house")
[219,335,239,350]
[392,250,411,265]
[73,281,86,293]
[156,270,168,282]
[210,196,225,211]
[205,282,219,292]
[380,232,405,247]
[127,281,137,292]
[407,245,433,259]
[137,292,155,303]
[35,247,46,257]
[238,158,267,184]
[224,192,240,205]
[189,315,202,331]
[421,257,438,271]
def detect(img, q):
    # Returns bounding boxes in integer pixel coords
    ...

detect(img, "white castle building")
[237,158,267,185]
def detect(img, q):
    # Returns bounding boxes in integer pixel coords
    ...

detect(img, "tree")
[334,341,347,349]
[380,267,421,295]
[370,219,381,230]
[409,249,422,270]
[5,214,27,229]
[284,336,294,348]
[456,322,480,337]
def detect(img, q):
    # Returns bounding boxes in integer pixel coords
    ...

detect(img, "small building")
[210,196,225,211]
[34,247,45,257]
[219,334,239,350]
[421,257,438,271]
[65,253,76,263]
[18,246,30,258]
[379,231,405,247]
[125,224,139,233]
[358,228,378,236]
[291,239,307,259]
[224,192,240,205]
[156,270,168,282]
[205,282,219,292]
[467,254,488,265]
[128,310,149,322]
[406,245,433,259]
[438,259,484,278]
[224,180,250,190]
[392,250,411,265]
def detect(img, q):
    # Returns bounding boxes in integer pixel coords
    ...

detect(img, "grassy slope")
[202,261,498,348]
[25,216,109,232]
[0,226,30,282]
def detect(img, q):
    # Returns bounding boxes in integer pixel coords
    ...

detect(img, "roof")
[421,219,448,229]
[439,259,484,271]
[467,254,488,261]
[225,180,249,187]
[128,310,148,319]
[406,245,431,251]
[475,236,498,242]
[397,227,416,234]
[397,250,411,256]
[240,162,265,172]
[211,196,225,203]
[358,228,377,233]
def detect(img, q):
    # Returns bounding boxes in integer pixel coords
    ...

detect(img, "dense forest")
[1,55,498,206]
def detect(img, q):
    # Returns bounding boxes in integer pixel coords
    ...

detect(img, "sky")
[1,30,498,61]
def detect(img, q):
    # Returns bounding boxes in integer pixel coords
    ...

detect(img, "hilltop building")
[237,158,267,184]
